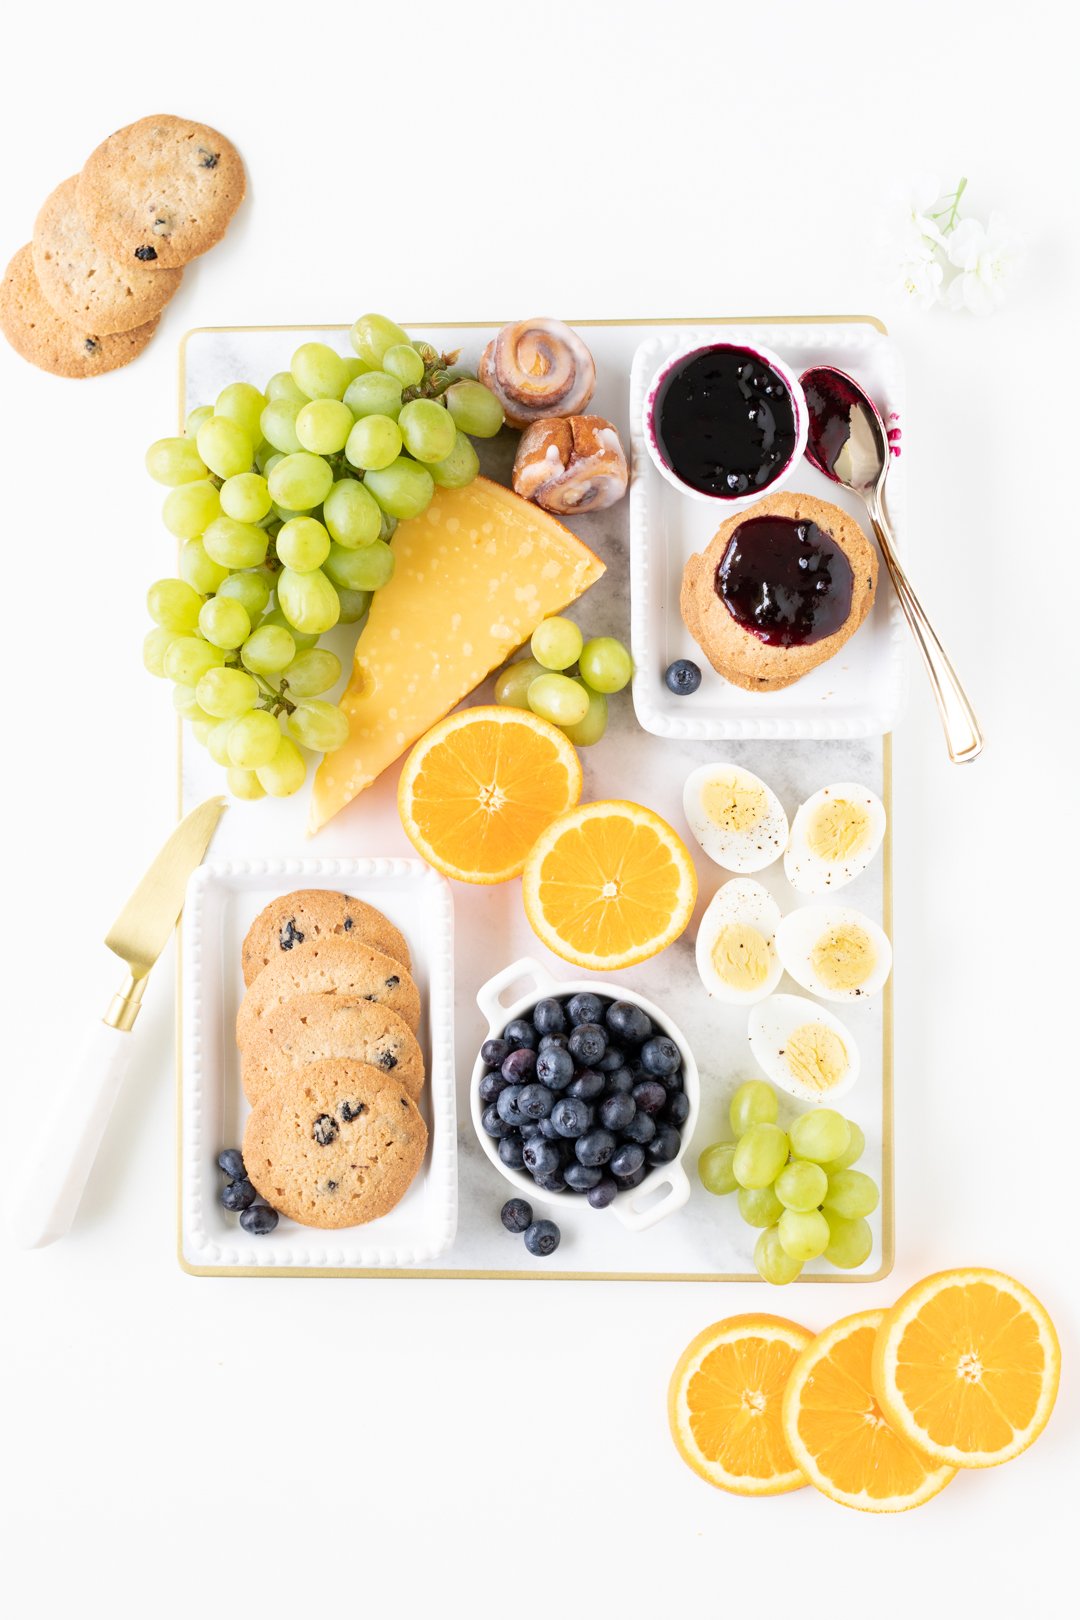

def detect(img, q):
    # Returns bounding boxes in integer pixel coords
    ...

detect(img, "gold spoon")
[800,365,983,763]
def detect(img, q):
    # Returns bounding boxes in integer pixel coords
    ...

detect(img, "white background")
[1,2,1075,1613]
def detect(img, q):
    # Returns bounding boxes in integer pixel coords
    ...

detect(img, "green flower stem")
[930,176,969,234]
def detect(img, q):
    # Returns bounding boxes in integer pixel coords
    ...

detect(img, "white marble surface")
[182,322,890,1279]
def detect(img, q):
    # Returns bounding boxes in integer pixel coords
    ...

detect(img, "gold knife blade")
[103,795,226,1030]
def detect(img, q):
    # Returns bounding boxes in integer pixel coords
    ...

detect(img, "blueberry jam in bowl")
[471,957,700,1233]
[642,341,807,505]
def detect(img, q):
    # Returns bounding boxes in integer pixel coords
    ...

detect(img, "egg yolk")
[711,923,772,989]
[806,798,870,862]
[810,925,876,991]
[701,774,766,835]
[784,1023,848,1091]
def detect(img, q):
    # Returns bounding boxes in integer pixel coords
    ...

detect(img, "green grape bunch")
[697,1079,879,1284]
[142,315,506,799]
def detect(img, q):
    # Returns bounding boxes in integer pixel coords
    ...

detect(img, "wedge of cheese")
[309,477,605,833]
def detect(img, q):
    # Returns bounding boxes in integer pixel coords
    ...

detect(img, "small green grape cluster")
[698,1080,879,1284]
[494,617,634,748]
[143,314,506,799]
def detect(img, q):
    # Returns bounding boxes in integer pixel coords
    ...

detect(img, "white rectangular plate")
[629,321,907,740]
[180,857,457,1270]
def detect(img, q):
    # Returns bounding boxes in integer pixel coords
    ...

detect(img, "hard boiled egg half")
[776,905,893,1002]
[748,993,860,1102]
[695,878,783,1005]
[784,782,886,894]
[683,763,788,873]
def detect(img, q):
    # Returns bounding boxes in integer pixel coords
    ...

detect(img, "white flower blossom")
[944,212,1024,315]
[881,178,1023,317]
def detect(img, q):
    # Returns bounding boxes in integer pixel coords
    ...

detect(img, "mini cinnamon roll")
[512,415,629,515]
[478,318,596,428]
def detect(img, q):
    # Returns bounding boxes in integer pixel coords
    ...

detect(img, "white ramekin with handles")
[471,957,700,1234]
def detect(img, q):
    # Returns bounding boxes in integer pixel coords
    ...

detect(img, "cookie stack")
[0,114,245,379]
[236,890,428,1231]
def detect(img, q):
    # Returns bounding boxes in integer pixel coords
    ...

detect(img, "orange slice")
[397,706,582,884]
[521,800,698,970]
[872,1268,1061,1469]
[669,1315,812,1495]
[782,1310,957,1512]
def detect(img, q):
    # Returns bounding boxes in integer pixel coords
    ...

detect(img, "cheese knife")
[10,796,226,1249]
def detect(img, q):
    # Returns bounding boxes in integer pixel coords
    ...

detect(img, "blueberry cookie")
[0,245,159,377]
[236,938,421,1049]
[240,995,425,1106]
[33,176,183,333]
[76,114,246,270]
[241,889,411,987]
[243,1059,428,1229]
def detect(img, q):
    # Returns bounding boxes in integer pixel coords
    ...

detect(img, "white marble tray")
[177,318,894,1281]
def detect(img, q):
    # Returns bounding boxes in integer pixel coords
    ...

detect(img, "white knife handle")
[9,1021,133,1248]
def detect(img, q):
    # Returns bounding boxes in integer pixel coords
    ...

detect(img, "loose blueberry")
[604,1065,636,1094]
[481,1102,512,1138]
[568,1023,607,1066]
[217,1147,246,1180]
[564,1162,603,1191]
[595,1045,626,1074]
[665,1091,691,1127]
[239,1204,279,1235]
[587,1177,618,1209]
[610,1142,645,1179]
[481,1037,511,1068]
[599,1092,636,1132]
[568,1068,605,1102]
[551,1096,593,1138]
[517,1082,555,1120]
[519,1120,544,1139]
[536,1046,574,1089]
[647,1123,682,1164]
[665,658,702,695]
[606,1001,653,1045]
[632,1080,667,1116]
[501,1197,533,1233]
[567,992,608,1026]
[501,1047,537,1083]
[532,997,567,1035]
[496,1085,528,1127]
[641,1036,681,1076]
[522,1138,560,1177]
[502,1018,538,1050]
[524,1219,561,1257]
[622,1111,657,1145]
[499,1133,526,1169]
[538,1116,562,1141]
[576,1128,617,1167]
[220,1178,257,1211]
[478,1070,508,1105]
[538,1032,570,1053]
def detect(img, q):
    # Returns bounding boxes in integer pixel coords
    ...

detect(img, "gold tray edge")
[175,313,894,1283]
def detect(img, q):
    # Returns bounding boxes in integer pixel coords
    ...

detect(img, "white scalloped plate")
[629,322,908,740]
[179,857,456,1272]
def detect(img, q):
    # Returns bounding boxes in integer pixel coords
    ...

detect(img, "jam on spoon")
[715,515,854,647]
[652,345,797,498]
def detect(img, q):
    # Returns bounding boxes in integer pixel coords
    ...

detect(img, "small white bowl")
[471,957,700,1233]
[641,339,808,508]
